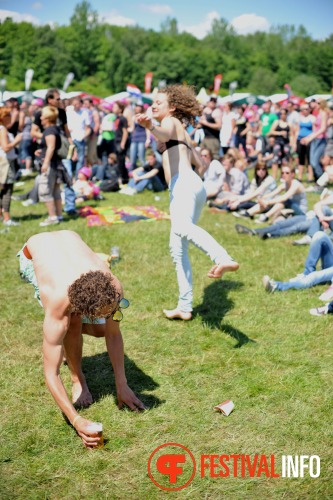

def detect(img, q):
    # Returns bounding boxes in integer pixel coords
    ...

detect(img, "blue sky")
[0,1,332,40]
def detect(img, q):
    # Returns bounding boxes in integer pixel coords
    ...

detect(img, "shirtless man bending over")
[18,230,145,448]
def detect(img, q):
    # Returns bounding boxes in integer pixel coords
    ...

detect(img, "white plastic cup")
[86,422,104,448]
[214,400,235,416]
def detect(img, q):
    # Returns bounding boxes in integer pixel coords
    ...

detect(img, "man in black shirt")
[113,101,129,184]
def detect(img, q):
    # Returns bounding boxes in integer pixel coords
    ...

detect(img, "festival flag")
[63,72,75,92]
[25,69,34,91]
[126,83,142,97]
[144,72,153,94]
[213,74,223,94]
[284,83,292,100]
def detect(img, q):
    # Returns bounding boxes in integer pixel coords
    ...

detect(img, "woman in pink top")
[301,99,328,180]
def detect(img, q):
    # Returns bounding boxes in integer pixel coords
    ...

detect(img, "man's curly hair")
[159,85,201,126]
[68,271,119,318]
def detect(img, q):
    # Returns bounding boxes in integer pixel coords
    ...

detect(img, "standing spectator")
[37,106,62,226]
[0,107,22,226]
[113,101,129,184]
[199,97,222,160]
[286,101,300,146]
[18,100,34,175]
[294,103,315,182]
[302,99,328,180]
[258,101,278,147]
[219,102,237,156]
[31,88,77,216]
[97,102,116,162]
[83,98,100,166]
[129,104,151,171]
[5,98,20,137]
[324,102,333,157]
[67,97,91,178]
[234,105,251,157]
[268,108,292,179]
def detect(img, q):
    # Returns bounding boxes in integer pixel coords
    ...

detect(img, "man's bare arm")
[104,320,146,411]
[42,313,101,447]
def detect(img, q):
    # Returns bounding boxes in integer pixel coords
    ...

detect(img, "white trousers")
[169,169,234,312]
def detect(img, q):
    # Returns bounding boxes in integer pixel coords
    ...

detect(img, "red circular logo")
[148,442,196,491]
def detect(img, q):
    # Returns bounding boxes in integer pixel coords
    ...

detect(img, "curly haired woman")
[137,85,239,320]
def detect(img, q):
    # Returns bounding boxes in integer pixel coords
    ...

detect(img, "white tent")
[268,93,288,103]
[2,90,26,101]
[305,94,332,102]
[104,91,130,103]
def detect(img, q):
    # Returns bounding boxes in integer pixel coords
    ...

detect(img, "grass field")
[1,177,332,499]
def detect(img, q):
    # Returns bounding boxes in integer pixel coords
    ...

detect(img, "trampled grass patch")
[1,180,332,498]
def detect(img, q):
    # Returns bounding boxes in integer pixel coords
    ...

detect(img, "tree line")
[0,1,332,97]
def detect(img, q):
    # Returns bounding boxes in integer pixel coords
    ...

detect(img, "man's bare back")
[21,230,144,448]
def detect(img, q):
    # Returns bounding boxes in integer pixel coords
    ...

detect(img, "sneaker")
[57,215,64,222]
[20,169,33,177]
[257,214,269,223]
[262,275,277,293]
[232,211,241,218]
[319,285,333,302]
[292,235,312,246]
[309,304,329,316]
[22,199,36,207]
[258,232,271,240]
[235,224,256,236]
[3,219,20,227]
[39,217,59,227]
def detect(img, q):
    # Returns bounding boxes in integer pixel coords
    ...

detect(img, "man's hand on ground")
[117,384,146,412]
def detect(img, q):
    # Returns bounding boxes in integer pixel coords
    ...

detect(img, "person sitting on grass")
[17,230,145,448]
[201,147,225,199]
[263,231,333,293]
[119,151,166,195]
[72,166,100,203]
[242,164,307,223]
[225,160,277,214]
[235,190,333,241]
[208,153,249,211]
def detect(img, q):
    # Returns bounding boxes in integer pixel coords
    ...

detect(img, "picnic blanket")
[79,205,170,226]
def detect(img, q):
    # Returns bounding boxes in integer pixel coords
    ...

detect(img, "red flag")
[213,74,223,94]
[145,72,153,94]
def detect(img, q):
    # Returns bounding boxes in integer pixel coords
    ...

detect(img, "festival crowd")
[1,88,333,317]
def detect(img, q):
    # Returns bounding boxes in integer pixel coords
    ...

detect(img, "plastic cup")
[86,422,104,448]
[214,400,235,416]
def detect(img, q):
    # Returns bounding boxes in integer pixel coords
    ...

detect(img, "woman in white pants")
[137,85,239,320]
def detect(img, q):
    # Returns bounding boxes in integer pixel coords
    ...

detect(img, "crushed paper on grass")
[79,205,170,226]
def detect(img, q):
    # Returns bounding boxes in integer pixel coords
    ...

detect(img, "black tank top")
[157,139,191,155]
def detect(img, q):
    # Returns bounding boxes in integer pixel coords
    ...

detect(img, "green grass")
[1,178,332,499]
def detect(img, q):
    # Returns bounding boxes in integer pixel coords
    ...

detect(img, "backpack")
[99,178,120,192]
[57,134,70,160]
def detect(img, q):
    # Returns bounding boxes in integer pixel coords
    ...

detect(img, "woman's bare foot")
[163,308,192,320]
[207,261,239,279]
[72,381,94,408]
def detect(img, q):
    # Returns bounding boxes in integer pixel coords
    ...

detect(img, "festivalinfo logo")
[147,443,320,491]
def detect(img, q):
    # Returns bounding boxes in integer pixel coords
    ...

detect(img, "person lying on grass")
[263,231,333,293]
[17,230,145,448]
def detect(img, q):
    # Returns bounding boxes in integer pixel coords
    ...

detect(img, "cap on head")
[79,167,92,179]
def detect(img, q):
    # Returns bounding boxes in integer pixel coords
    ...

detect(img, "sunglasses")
[256,167,267,171]
[105,297,129,322]
[201,153,209,157]
[281,171,291,175]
